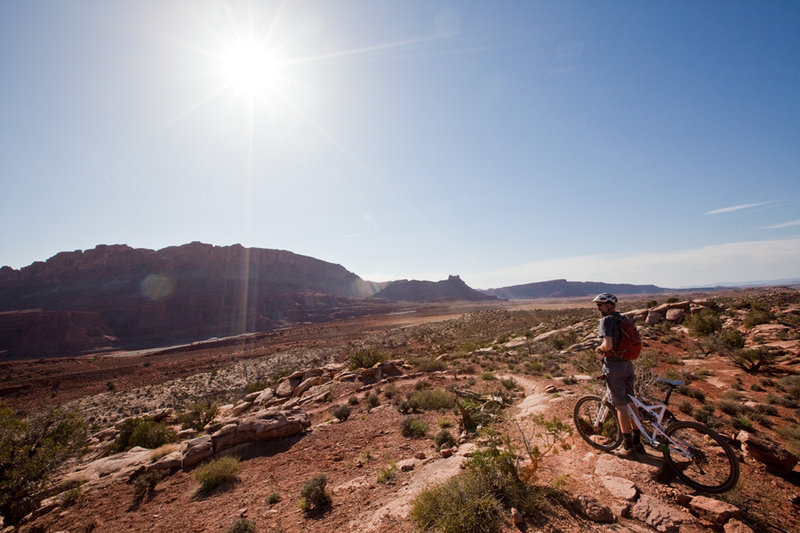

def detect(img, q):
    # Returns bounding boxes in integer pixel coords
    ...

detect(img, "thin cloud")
[704,202,772,215]
[763,219,800,229]
[465,237,800,289]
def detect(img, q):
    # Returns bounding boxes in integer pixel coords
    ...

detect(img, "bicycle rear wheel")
[663,421,739,493]
[573,395,623,452]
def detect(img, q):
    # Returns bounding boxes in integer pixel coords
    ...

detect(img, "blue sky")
[1,1,798,289]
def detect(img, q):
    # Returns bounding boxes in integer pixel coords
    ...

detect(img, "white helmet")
[592,293,618,304]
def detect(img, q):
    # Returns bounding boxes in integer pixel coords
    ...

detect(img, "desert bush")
[685,309,722,336]
[332,404,351,422]
[267,492,282,504]
[365,392,380,409]
[434,429,458,449]
[545,330,577,350]
[704,329,746,353]
[111,416,177,453]
[413,357,446,372]
[348,347,386,370]
[382,383,399,398]
[731,416,755,431]
[415,379,433,391]
[500,377,520,390]
[730,347,777,373]
[0,405,88,525]
[410,471,503,533]
[133,470,164,504]
[646,300,658,308]
[347,395,359,406]
[691,405,718,427]
[377,462,398,484]
[408,389,456,411]
[457,400,494,433]
[400,417,428,438]
[481,372,497,381]
[177,401,219,432]
[678,386,706,403]
[666,297,680,303]
[299,474,331,512]
[245,380,269,394]
[718,400,741,416]
[150,443,182,462]
[744,309,775,328]
[778,375,800,400]
[776,423,800,457]
[225,517,256,533]
[195,456,241,494]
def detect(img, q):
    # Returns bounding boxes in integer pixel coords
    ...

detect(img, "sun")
[219,41,285,97]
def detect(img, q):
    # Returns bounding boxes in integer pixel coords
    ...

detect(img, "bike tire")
[573,395,623,452]
[663,420,740,493]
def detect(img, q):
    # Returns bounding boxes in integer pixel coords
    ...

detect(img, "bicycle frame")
[595,388,697,461]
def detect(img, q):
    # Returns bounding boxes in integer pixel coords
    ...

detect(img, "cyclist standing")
[593,293,644,456]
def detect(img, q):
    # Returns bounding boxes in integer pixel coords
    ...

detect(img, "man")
[593,293,644,456]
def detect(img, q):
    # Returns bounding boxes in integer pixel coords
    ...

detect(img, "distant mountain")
[482,279,667,300]
[0,242,384,357]
[372,275,496,302]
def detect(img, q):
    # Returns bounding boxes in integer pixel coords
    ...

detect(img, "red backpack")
[612,315,642,360]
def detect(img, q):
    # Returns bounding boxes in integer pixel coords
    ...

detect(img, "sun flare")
[220,41,284,96]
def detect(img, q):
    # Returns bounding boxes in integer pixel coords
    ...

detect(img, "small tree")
[0,404,88,525]
[177,401,219,432]
[348,347,386,370]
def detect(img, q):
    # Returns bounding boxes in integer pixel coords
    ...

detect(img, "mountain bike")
[573,377,740,493]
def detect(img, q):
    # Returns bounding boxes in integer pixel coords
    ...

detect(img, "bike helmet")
[592,293,618,304]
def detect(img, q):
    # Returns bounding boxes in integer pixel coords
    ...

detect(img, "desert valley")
[1,243,799,533]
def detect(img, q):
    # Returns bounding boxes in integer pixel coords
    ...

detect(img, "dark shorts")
[602,357,634,407]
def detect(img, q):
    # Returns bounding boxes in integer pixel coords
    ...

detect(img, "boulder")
[253,388,274,405]
[646,311,663,326]
[631,494,695,533]
[274,378,298,397]
[665,309,686,323]
[737,431,798,474]
[688,495,742,525]
[724,519,755,533]
[571,494,615,523]
[182,435,214,470]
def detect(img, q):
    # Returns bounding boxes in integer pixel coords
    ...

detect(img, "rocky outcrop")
[631,494,696,532]
[736,431,799,474]
[372,275,495,302]
[0,242,385,355]
[0,309,113,358]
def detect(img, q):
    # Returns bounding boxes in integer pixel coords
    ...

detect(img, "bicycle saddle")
[658,378,685,387]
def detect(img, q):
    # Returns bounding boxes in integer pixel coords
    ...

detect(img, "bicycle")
[573,377,740,493]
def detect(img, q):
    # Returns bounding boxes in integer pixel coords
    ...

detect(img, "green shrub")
[718,400,741,416]
[685,310,722,336]
[730,347,777,373]
[194,456,241,494]
[704,329,745,353]
[245,380,269,394]
[177,401,219,432]
[778,375,800,400]
[377,463,398,484]
[457,400,493,433]
[776,423,800,457]
[434,429,458,449]
[646,300,658,308]
[225,517,256,533]
[365,392,380,409]
[348,347,386,370]
[408,389,456,411]
[400,417,428,438]
[500,377,520,390]
[678,386,706,403]
[111,416,177,453]
[410,471,503,533]
[414,357,446,372]
[744,309,775,328]
[666,297,680,304]
[267,492,282,504]
[332,404,351,422]
[481,372,497,381]
[133,470,164,504]
[0,405,88,525]
[383,384,399,398]
[691,405,718,427]
[299,474,331,512]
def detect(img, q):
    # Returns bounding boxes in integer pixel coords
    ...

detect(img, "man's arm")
[598,335,613,354]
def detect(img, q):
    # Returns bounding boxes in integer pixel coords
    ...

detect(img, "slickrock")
[600,475,638,501]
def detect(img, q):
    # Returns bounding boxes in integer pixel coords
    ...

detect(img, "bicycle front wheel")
[573,395,623,452]
[663,421,740,493]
